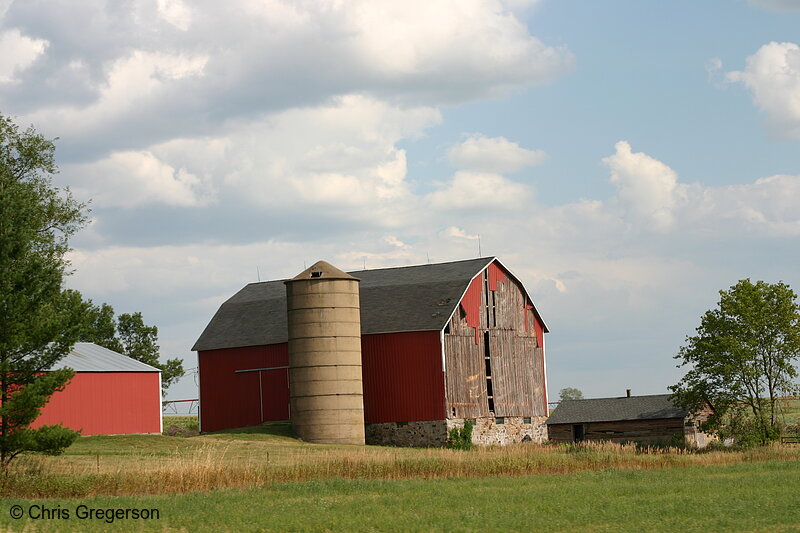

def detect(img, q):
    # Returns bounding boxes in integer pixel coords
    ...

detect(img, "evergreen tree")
[0,114,86,469]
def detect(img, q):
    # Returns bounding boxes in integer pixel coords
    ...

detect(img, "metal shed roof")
[193,257,547,352]
[49,342,161,373]
[545,394,687,425]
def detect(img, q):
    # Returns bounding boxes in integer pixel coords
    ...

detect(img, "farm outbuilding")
[546,393,713,447]
[32,342,163,436]
[193,257,549,446]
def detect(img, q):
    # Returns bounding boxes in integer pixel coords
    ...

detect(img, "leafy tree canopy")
[559,387,584,401]
[0,114,86,468]
[670,279,800,445]
[82,302,185,394]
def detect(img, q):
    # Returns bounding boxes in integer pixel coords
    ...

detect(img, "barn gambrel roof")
[193,257,547,352]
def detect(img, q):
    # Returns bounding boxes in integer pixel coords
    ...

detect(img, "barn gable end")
[33,342,162,436]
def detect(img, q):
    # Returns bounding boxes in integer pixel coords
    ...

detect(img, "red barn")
[193,257,549,446]
[32,342,162,436]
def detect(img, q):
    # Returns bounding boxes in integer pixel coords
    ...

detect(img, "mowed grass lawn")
[2,460,800,532]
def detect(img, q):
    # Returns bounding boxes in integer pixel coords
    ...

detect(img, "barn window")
[524,417,531,424]
[495,417,504,425]
[491,289,497,327]
[483,271,491,328]
[310,271,323,278]
[484,331,495,414]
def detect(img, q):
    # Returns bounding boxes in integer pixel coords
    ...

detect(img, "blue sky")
[1,0,798,407]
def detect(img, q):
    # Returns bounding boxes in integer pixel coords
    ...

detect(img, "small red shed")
[32,342,163,436]
[194,257,549,446]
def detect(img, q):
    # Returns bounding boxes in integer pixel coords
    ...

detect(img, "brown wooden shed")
[546,393,713,448]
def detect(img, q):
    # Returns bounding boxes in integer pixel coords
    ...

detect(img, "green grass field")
[780,397,800,425]
[2,413,800,531]
[2,460,799,532]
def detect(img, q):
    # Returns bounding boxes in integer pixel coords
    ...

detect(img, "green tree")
[82,303,184,394]
[81,302,122,353]
[0,114,86,469]
[559,387,584,401]
[670,279,800,445]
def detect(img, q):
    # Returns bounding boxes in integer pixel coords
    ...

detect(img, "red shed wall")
[198,344,289,432]
[32,372,161,435]
[361,331,445,423]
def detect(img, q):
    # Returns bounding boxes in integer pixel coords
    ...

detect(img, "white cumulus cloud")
[66,150,215,208]
[726,41,800,139]
[603,141,680,233]
[448,135,547,173]
[7,0,573,156]
[157,0,192,30]
[426,171,533,210]
[0,29,47,82]
[441,226,480,240]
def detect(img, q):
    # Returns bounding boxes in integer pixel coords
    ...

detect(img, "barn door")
[444,334,488,418]
[488,330,537,417]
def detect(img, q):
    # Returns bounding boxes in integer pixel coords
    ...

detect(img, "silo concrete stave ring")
[284,260,365,445]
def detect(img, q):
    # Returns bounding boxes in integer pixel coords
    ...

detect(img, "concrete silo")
[284,261,365,444]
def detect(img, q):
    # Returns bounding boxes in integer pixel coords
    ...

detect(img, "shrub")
[446,420,473,450]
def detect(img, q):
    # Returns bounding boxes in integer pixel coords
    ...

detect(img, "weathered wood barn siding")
[444,262,546,420]
[546,394,715,448]
[548,418,685,445]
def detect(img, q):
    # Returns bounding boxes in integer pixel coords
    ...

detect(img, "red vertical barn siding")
[533,317,544,350]
[199,344,289,432]
[361,331,445,423]
[460,276,483,344]
[32,372,161,435]
[487,262,507,291]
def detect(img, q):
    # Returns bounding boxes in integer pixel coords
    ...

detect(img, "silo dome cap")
[286,260,360,282]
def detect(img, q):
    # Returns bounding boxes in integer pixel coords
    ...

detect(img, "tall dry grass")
[4,440,800,498]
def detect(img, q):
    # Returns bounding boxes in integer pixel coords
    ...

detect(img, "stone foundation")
[365,416,548,447]
[365,420,448,447]
[449,416,548,446]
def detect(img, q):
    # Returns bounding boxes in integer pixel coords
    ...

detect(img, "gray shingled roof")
[193,257,547,352]
[49,342,161,372]
[546,394,687,425]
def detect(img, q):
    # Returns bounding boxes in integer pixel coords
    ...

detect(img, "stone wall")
[449,416,548,446]
[365,420,448,447]
[365,416,549,447]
